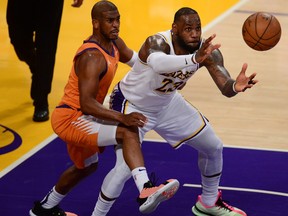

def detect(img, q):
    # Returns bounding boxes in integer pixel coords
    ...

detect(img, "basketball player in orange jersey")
[22,2,233,216]
[92,7,258,216]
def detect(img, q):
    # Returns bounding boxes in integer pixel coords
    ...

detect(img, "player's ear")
[172,22,178,35]
[92,19,99,29]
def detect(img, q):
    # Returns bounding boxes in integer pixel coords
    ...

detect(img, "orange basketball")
[242,12,281,51]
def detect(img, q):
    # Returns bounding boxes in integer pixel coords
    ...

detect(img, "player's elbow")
[147,52,167,73]
[79,99,92,115]
[221,88,237,98]
[221,91,235,98]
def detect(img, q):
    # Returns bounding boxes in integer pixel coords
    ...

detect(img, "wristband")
[192,52,197,64]
[125,51,137,67]
[232,81,238,93]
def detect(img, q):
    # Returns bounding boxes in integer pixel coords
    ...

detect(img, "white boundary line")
[202,0,250,33]
[183,183,288,197]
[144,138,288,153]
[0,133,58,178]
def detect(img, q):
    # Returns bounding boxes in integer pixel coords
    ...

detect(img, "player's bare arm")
[142,34,208,74]
[115,37,135,63]
[203,49,258,97]
[139,35,170,62]
[76,50,147,126]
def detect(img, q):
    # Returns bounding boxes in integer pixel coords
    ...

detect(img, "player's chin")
[110,35,119,41]
[186,43,199,51]
[187,42,199,48]
[110,32,119,40]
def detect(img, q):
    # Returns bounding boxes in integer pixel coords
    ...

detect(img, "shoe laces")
[149,172,159,186]
[215,197,234,212]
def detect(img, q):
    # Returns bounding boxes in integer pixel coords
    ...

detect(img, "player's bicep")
[115,37,134,63]
[75,51,106,102]
[139,35,170,62]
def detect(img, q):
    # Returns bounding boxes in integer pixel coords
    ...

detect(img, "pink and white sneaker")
[137,179,180,214]
[192,191,247,216]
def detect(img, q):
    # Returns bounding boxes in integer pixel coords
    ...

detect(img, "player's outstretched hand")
[195,34,221,63]
[234,63,258,92]
[122,112,148,127]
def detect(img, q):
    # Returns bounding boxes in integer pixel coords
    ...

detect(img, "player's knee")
[114,163,131,181]
[88,162,98,172]
[80,162,98,176]
[116,124,140,144]
[211,139,223,156]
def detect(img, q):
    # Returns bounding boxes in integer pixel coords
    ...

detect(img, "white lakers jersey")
[120,30,200,112]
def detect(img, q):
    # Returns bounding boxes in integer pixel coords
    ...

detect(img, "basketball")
[242,12,281,51]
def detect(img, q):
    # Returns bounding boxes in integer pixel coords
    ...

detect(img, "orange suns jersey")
[61,39,119,109]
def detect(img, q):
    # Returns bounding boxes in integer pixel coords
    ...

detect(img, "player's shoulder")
[145,30,171,47]
[156,30,172,42]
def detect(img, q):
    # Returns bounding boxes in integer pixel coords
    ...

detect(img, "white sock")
[201,174,220,206]
[131,167,149,192]
[92,193,115,216]
[41,186,66,209]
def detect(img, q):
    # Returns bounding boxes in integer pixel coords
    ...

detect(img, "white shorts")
[110,85,209,149]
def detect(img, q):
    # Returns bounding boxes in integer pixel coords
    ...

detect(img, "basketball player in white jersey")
[92,7,257,216]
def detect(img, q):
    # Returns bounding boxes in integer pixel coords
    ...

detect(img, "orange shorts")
[51,105,118,169]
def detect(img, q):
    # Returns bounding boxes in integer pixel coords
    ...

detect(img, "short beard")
[100,29,118,41]
[177,37,200,53]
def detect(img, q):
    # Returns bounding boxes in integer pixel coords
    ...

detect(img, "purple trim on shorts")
[109,82,126,113]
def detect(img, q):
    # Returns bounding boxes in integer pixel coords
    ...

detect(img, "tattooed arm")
[201,49,258,97]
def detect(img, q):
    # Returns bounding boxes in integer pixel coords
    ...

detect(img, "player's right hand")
[195,34,221,63]
[122,112,147,127]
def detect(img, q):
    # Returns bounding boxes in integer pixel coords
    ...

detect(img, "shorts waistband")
[56,104,81,111]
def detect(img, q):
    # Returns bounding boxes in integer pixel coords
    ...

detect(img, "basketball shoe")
[29,201,66,216]
[137,179,180,214]
[192,191,247,216]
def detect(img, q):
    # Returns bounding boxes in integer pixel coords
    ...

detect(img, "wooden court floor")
[0,0,288,173]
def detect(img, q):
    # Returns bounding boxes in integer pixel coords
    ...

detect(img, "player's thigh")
[51,107,117,168]
[154,94,206,148]
[52,108,120,147]
[185,120,223,153]
[110,86,157,142]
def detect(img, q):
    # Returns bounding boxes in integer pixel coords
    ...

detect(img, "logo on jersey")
[160,70,196,80]
[155,70,196,93]
[0,124,22,155]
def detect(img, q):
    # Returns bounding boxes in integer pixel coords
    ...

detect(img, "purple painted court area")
[0,137,287,216]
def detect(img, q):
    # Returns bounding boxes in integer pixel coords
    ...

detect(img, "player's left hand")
[234,63,258,92]
[195,34,221,63]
